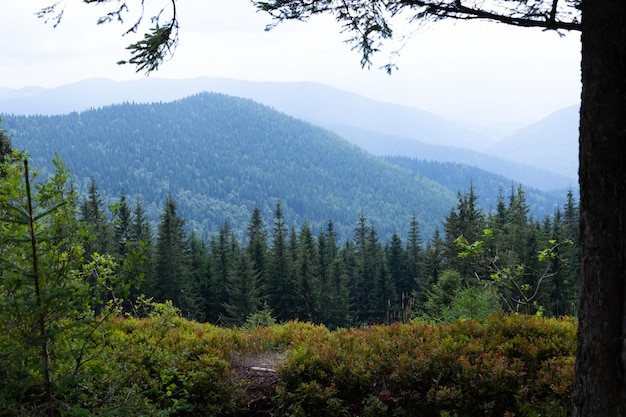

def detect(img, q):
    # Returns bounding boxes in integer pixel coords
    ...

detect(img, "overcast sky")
[2,0,581,129]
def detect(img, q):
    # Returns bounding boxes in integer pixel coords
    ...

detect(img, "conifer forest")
[0,120,579,416]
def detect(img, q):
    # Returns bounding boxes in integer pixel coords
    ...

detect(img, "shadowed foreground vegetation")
[2,301,575,416]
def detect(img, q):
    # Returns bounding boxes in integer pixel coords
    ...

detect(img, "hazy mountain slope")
[333,124,577,191]
[384,156,570,220]
[0,77,490,149]
[2,92,458,241]
[486,105,579,179]
[0,77,578,191]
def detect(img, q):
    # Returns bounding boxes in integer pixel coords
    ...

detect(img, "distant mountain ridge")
[1,93,569,242]
[0,77,486,148]
[383,156,566,220]
[486,105,579,180]
[2,93,462,241]
[333,124,576,191]
[0,77,579,190]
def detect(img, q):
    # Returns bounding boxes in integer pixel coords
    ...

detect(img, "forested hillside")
[1,92,456,240]
[339,125,577,190]
[0,103,579,416]
[0,78,578,191]
[384,156,568,219]
[1,92,568,241]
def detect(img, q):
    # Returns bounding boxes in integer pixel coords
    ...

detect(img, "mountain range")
[486,105,579,180]
[0,77,579,191]
[1,94,457,241]
[0,92,568,242]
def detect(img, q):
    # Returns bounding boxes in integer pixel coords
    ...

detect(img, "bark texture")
[574,0,626,415]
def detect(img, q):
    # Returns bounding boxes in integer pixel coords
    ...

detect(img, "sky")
[1,0,581,130]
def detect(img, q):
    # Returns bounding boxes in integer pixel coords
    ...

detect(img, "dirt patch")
[231,353,286,415]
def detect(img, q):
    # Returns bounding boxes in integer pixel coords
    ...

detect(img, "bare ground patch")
[231,352,286,415]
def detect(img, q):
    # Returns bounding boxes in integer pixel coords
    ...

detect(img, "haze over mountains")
[0,77,578,190]
[1,94,454,240]
[0,77,579,241]
[486,105,579,180]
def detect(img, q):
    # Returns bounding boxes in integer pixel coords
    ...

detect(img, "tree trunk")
[573,0,626,415]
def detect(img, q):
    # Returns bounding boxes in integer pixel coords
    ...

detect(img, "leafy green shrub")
[61,301,247,416]
[1,266,576,417]
[275,315,576,417]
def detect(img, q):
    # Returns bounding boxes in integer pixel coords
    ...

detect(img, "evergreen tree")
[295,223,321,322]
[415,229,445,315]
[351,211,373,322]
[80,177,113,257]
[500,186,543,314]
[222,249,261,326]
[266,201,296,321]
[542,198,579,317]
[207,221,237,322]
[562,188,579,313]
[111,189,132,258]
[340,239,358,325]
[424,267,502,323]
[492,190,509,232]
[129,197,154,301]
[378,261,399,323]
[102,190,150,311]
[0,120,12,177]
[318,220,350,327]
[246,204,268,299]
[130,198,153,248]
[187,233,210,322]
[442,184,485,280]
[423,269,463,320]
[405,215,423,319]
[317,220,334,296]
[152,194,192,314]
[365,226,396,323]
[385,231,408,300]
[0,155,104,415]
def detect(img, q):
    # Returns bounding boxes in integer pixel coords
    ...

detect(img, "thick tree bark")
[573,0,626,415]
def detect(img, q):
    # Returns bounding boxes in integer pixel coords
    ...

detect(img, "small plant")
[244,302,278,328]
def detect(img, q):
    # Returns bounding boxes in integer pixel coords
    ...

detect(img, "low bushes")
[276,315,576,417]
[2,307,575,416]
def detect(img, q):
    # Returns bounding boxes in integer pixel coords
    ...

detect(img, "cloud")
[1,0,581,128]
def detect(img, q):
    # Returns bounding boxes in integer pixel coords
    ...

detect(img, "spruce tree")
[111,189,132,258]
[80,177,113,258]
[187,233,210,322]
[295,223,321,322]
[318,220,350,327]
[223,249,262,326]
[442,184,485,281]
[0,120,12,177]
[562,189,579,313]
[129,197,154,301]
[266,201,295,321]
[246,205,268,298]
[152,194,192,313]
[416,229,445,315]
[405,215,423,319]
[364,226,396,323]
[387,231,408,315]
[207,221,236,322]
[352,211,372,322]
[542,200,579,317]
[0,155,100,415]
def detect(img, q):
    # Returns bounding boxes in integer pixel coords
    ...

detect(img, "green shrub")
[275,315,576,417]
[2,294,575,417]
